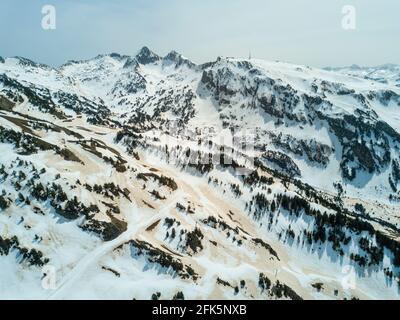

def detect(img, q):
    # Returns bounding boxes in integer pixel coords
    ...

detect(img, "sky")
[0,0,399,68]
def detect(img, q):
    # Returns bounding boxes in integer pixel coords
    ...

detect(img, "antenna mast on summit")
[249,51,252,60]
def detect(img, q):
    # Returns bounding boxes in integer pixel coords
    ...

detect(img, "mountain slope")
[0,49,400,299]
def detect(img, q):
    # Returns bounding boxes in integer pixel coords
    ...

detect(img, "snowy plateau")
[0,47,400,300]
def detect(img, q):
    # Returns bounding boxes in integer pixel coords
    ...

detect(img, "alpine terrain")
[1,47,400,300]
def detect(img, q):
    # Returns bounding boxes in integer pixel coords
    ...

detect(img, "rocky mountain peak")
[135,46,161,65]
[162,50,196,69]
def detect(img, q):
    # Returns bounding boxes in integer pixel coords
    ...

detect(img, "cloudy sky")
[0,0,399,67]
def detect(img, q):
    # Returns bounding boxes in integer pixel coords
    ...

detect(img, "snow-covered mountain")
[1,47,400,300]
[326,63,400,87]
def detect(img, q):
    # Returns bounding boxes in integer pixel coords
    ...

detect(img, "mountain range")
[0,47,400,299]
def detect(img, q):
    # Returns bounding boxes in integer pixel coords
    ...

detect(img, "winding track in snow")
[47,203,141,299]
[47,190,183,299]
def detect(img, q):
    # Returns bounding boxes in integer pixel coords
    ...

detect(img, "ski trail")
[47,191,182,300]
[47,203,144,300]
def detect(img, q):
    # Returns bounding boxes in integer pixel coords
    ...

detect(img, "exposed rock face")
[135,46,161,65]
[262,150,301,177]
